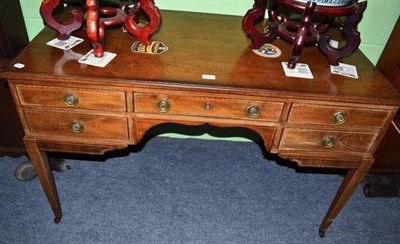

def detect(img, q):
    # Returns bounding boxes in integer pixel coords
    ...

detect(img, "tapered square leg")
[24,138,62,223]
[319,159,373,237]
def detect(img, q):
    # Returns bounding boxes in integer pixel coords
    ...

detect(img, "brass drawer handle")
[156,99,171,113]
[63,93,79,107]
[246,105,261,118]
[70,120,84,133]
[333,111,347,125]
[322,137,336,148]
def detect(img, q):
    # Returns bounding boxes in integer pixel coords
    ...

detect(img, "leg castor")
[14,158,71,181]
[14,160,37,181]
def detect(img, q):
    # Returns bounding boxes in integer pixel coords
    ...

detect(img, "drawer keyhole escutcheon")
[70,120,84,133]
[246,105,261,118]
[156,99,171,113]
[204,102,213,110]
[322,137,336,148]
[63,93,79,107]
[333,111,347,125]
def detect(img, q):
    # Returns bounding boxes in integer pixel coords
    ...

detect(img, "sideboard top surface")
[3,10,400,104]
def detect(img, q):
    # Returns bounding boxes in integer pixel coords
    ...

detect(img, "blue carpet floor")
[1,137,399,243]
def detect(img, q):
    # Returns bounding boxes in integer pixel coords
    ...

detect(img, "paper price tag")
[46,36,84,50]
[78,50,116,68]
[330,63,358,79]
[13,63,25,69]
[202,74,216,80]
[282,62,314,79]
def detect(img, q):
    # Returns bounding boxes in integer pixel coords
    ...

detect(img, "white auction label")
[202,74,216,80]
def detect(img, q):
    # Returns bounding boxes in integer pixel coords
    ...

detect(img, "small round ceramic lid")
[252,44,282,58]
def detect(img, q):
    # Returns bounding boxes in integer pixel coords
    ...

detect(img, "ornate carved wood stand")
[40,0,162,57]
[243,0,367,69]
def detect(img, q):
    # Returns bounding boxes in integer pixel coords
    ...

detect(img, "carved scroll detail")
[40,0,84,40]
[242,0,279,49]
[318,1,367,66]
[124,0,162,46]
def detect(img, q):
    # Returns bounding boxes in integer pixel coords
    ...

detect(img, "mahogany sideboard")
[2,10,400,237]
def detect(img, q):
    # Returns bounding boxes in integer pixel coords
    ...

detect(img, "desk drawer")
[288,104,390,127]
[279,128,378,153]
[25,111,129,140]
[16,85,126,111]
[134,93,284,121]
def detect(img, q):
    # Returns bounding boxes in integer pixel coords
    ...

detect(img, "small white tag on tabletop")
[46,36,84,50]
[282,62,314,79]
[202,74,216,80]
[13,63,25,69]
[78,50,116,68]
[330,63,358,79]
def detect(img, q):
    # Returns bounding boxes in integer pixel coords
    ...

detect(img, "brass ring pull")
[70,120,84,133]
[333,111,347,125]
[322,137,336,148]
[246,105,261,118]
[63,93,79,107]
[156,99,171,113]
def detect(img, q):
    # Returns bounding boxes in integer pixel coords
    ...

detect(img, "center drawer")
[24,111,129,140]
[134,93,284,121]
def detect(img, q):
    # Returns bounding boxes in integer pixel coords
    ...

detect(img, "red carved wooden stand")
[86,0,105,57]
[40,0,84,40]
[39,0,162,57]
[242,0,279,49]
[243,0,367,69]
[125,0,162,46]
[84,1,129,28]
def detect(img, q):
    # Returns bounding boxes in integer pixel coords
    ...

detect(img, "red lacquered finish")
[40,0,162,54]
[124,0,162,46]
[242,0,279,49]
[86,0,105,58]
[84,2,129,28]
[39,0,84,40]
